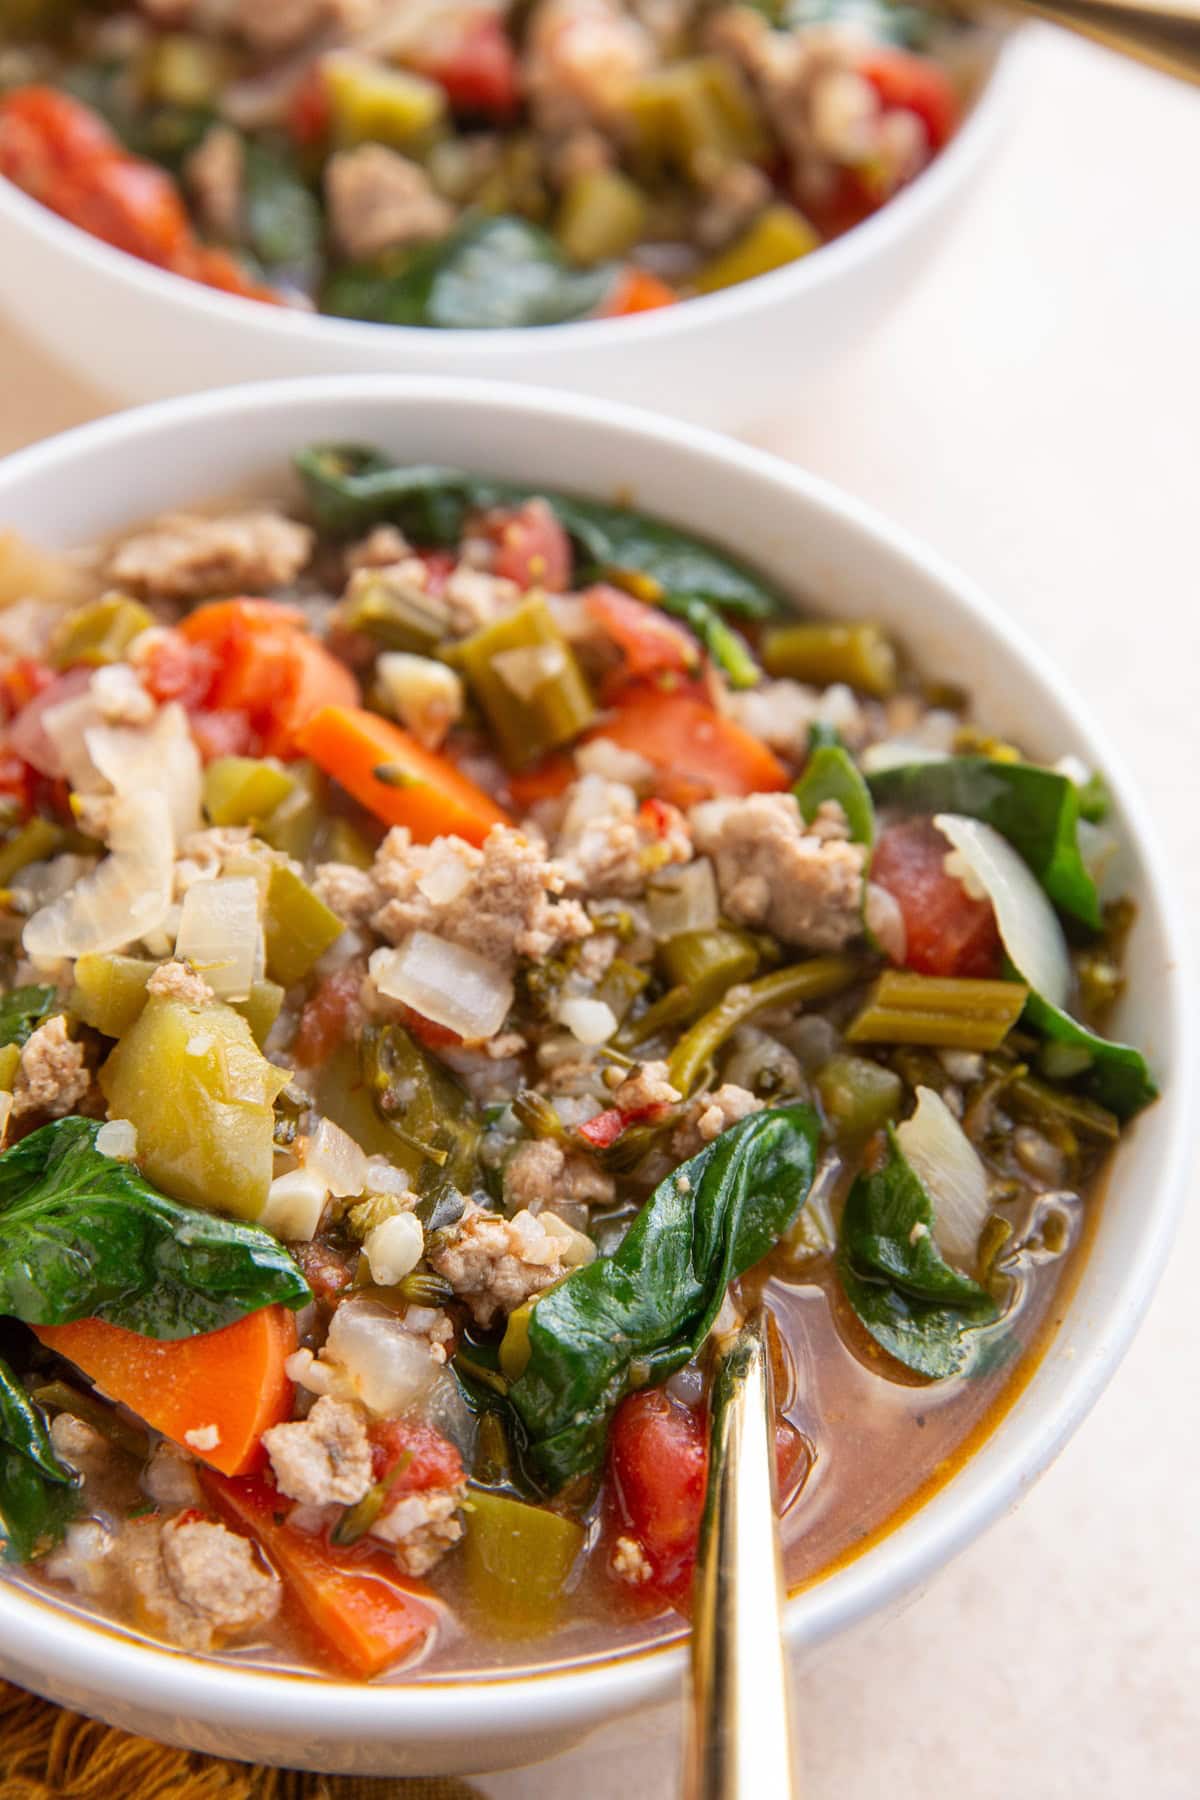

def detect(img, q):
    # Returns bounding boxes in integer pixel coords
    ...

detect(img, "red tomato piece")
[609,1388,708,1608]
[410,11,521,120]
[577,1107,627,1151]
[859,49,960,152]
[369,1418,465,1494]
[602,267,679,316]
[139,629,218,710]
[188,707,255,763]
[0,659,55,720]
[584,585,698,692]
[293,1241,354,1301]
[506,751,575,810]
[6,664,92,777]
[870,816,1002,978]
[294,967,366,1069]
[286,66,333,148]
[178,599,360,759]
[485,499,572,593]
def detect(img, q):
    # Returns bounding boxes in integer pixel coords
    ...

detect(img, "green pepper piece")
[845,971,1028,1050]
[338,568,452,652]
[693,205,819,296]
[0,818,65,887]
[761,621,898,697]
[815,1053,903,1139]
[49,597,154,669]
[70,953,156,1038]
[258,761,325,860]
[461,1488,585,1637]
[232,978,285,1048]
[263,866,343,988]
[138,32,230,107]
[317,816,374,869]
[0,1044,20,1092]
[456,593,595,770]
[323,52,447,152]
[632,56,769,172]
[204,757,297,829]
[556,168,649,265]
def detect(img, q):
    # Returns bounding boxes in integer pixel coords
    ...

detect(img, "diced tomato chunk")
[398,1004,463,1051]
[286,66,332,148]
[859,49,960,152]
[0,659,55,721]
[578,1107,626,1151]
[409,11,521,120]
[602,267,679,316]
[177,599,360,759]
[584,585,697,693]
[293,1240,354,1301]
[140,630,218,709]
[293,967,365,1069]
[369,1419,464,1494]
[506,751,575,810]
[609,1388,707,1608]
[870,816,1003,978]
[485,499,572,594]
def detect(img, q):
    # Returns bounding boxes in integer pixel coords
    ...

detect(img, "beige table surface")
[0,25,1197,1798]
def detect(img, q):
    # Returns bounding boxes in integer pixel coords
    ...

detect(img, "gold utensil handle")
[995,0,1200,84]
[682,1312,796,1800]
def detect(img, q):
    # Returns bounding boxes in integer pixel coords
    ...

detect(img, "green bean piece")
[456,594,595,770]
[262,866,343,987]
[462,1488,585,1638]
[232,978,285,1048]
[815,1053,903,1139]
[49,597,154,669]
[203,756,297,828]
[693,204,819,296]
[556,167,648,264]
[761,621,898,698]
[0,817,65,887]
[70,953,156,1038]
[845,971,1028,1050]
[793,744,874,845]
[669,954,864,1096]
[339,568,452,652]
[614,982,697,1051]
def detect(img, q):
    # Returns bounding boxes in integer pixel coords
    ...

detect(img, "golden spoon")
[974,0,1200,86]
[682,1308,797,1800]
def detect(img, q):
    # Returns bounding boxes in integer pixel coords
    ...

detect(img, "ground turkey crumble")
[262,1396,374,1508]
[146,959,215,1006]
[671,1083,763,1159]
[426,1200,573,1327]
[108,509,313,602]
[113,1513,280,1652]
[609,1059,682,1116]
[11,1015,90,1119]
[504,1137,616,1211]
[318,823,592,974]
[325,145,454,260]
[552,775,692,898]
[690,792,865,950]
[371,1484,468,1577]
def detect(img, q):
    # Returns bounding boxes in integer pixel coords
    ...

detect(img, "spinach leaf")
[323,215,615,330]
[0,1117,311,1338]
[838,1128,999,1379]
[0,985,56,1048]
[794,743,874,844]
[508,1102,820,1489]
[296,445,782,619]
[0,1355,78,1564]
[867,756,1102,928]
[243,141,322,283]
[1023,994,1158,1120]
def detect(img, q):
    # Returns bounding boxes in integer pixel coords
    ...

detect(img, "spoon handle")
[991,0,1200,85]
[682,1312,796,1800]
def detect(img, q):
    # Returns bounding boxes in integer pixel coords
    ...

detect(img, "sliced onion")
[323,1298,445,1417]
[864,880,907,963]
[41,686,107,790]
[24,791,174,960]
[14,667,93,777]
[87,702,202,839]
[555,995,617,1045]
[934,813,1070,1009]
[539,1210,598,1268]
[860,741,949,775]
[370,932,513,1041]
[896,1085,990,1268]
[646,857,718,941]
[414,840,475,906]
[173,876,260,1000]
[304,1116,369,1199]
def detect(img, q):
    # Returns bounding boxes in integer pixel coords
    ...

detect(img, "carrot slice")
[588,687,788,807]
[202,1471,437,1679]
[296,704,511,846]
[178,600,359,758]
[34,1307,297,1478]
[603,267,679,316]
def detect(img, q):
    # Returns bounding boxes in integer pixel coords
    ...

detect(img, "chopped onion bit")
[646,857,718,941]
[95,1119,138,1161]
[363,1212,424,1286]
[896,1085,990,1269]
[260,1169,329,1242]
[303,1115,369,1199]
[934,812,1070,1009]
[555,995,618,1046]
[370,932,513,1041]
[23,790,174,959]
[174,876,260,1002]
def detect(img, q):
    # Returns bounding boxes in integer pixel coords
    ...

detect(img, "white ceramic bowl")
[0,376,1189,1777]
[0,37,1019,427]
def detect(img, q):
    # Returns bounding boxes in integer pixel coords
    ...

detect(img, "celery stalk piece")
[263,866,343,988]
[815,1053,903,1139]
[456,593,595,769]
[761,621,898,697]
[203,757,296,829]
[50,597,154,669]
[845,971,1029,1050]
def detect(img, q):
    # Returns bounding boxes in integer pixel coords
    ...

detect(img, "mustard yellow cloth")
[0,1682,484,1800]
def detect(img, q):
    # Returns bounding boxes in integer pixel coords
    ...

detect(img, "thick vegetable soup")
[0,1,978,325]
[0,454,1153,1680]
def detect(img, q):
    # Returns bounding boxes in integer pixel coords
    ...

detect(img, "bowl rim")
[0,30,1021,359]
[0,372,1191,1752]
